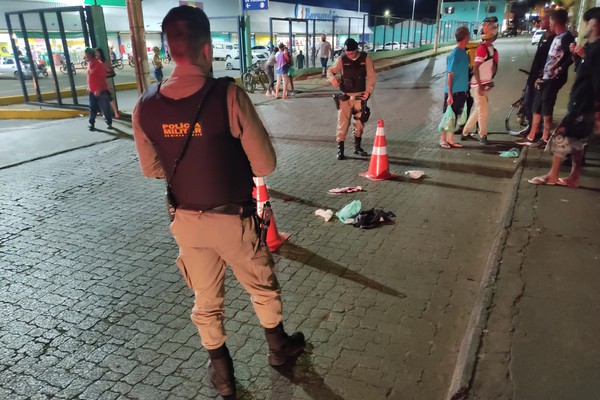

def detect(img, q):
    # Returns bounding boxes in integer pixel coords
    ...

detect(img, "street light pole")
[412,0,416,20]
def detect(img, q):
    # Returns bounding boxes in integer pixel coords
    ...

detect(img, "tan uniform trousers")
[463,85,489,137]
[336,94,364,142]
[170,210,283,350]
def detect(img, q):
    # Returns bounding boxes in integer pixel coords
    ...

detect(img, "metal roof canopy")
[5,5,96,109]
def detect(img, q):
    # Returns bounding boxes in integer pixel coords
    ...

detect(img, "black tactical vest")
[340,52,367,93]
[138,78,254,210]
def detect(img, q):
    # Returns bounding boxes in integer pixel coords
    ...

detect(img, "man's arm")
[473,62,484,95]
[327,56,343,87]
[227,84,276,177]
[554,34,575,75]
[132,102,165,179]
[446,72,454,105]
[363,55,376,99]
[593,48,600,134]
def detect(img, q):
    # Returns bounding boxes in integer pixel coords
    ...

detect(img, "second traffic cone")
[253,177,290,252]
[359,120,399,181]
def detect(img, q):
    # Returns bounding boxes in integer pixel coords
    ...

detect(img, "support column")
[126,0,149,94]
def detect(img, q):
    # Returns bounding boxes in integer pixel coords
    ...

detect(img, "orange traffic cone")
[253,177,291,252]
[359,120,399,181]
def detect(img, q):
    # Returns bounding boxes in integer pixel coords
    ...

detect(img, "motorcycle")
[36,62,48,77]
[111,58,124,70]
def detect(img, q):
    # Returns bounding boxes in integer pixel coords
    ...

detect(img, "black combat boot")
[264,323,306,366]
[337,141,345,160]
[354,136,368,156]
[207,344,236,399]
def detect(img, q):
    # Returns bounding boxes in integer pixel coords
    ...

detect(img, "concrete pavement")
[1,37,599,399]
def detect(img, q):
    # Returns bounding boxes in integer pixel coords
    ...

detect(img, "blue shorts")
[320,57,328,69]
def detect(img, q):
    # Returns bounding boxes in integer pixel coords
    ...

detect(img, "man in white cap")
[327,38,376,160]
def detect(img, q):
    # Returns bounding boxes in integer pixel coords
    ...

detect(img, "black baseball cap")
[344,38,358,51]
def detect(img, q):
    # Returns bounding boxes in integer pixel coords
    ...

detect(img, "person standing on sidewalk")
[152,46,164,82]
[528,7,600,187]
[522,12,556,137]
[85,47,112,131]
[517,9,574,148]
[460,17,499,145]
[274,43,290,99]
[439,26,470,149]
[328,38,376,160]
[318,35,332,77]
[95,47,120,119]
[132,6,305,399]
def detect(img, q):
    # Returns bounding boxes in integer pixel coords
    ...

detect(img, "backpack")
[466,41,479,77]
[466,42,496,79]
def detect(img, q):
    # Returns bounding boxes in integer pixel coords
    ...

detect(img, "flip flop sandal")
[528,176,556,185]
[448,142,463,148]
[556,178,580,188]
[439,142,451,149]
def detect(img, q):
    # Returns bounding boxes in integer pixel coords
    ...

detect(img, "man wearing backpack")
[517,9,574,148]
[461,17,499,145]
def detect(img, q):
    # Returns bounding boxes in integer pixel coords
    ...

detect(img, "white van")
[212,42,238,60]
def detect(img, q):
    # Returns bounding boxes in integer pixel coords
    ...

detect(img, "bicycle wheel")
[256,70,268,91]
[242,72,255,93]
[505,98,529,136]
[114,60,124,70]
[60,64,67,74]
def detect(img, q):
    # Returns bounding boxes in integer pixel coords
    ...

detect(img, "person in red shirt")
[85,47,113,130]
[460,18,499,145]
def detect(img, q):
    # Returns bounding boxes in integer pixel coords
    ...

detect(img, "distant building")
[441,0,509,36]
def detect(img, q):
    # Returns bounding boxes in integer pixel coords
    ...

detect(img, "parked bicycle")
[127,53,135,67]
[241,61,268,93]
[505,69,530,136]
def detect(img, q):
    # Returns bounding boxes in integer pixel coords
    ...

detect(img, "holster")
[257,201,273,249]
[333,93,340,110]
[166,186,177,222]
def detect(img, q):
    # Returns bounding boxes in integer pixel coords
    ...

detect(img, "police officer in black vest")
[328,38,376,160]
[132,6,305,399]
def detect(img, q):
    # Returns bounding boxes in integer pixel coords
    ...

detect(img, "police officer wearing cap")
[132,6,305,399]
[327,38,376,160]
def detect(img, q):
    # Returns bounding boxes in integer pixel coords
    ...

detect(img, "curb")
[445,147,528,400]
[0,109,84,119]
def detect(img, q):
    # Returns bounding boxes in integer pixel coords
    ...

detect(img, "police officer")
[132,6,304,399]
[327,38,376,160]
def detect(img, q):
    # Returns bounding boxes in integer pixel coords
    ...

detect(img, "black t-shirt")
[528,33,555,86]
[568,40,600,115]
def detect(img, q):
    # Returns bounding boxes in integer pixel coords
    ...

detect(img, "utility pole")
[434,0,443,52]
[126,0,149,94]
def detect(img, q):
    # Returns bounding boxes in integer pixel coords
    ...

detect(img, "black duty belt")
[178,202,256,217]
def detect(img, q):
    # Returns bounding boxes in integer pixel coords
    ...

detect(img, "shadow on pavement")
[269,189,333,210]
[93,126,134,140]
[269,343,345,400]
[278,242,406,299]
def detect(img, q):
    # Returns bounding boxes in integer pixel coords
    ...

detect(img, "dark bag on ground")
[353,209,396,229]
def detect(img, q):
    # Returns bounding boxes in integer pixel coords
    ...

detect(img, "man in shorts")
[439,26,470,149]
[528,7,600,187]
[518,9,574,148]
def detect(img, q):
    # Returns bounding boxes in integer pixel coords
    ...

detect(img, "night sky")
[370,0,539,20]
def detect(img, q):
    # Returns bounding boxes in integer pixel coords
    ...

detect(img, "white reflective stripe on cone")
[371,146,388,156]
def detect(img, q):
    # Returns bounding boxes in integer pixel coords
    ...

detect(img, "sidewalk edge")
[445,148,528,400]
